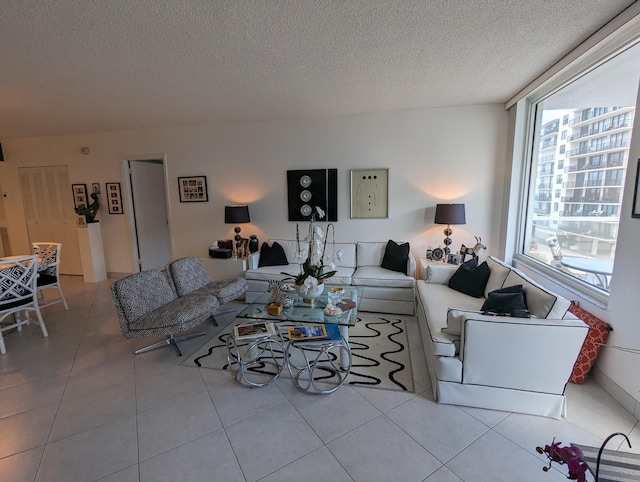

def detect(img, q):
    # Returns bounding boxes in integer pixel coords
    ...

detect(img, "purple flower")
[537,438,587,482]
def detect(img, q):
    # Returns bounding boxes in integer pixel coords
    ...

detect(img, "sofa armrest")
[247,252,260,270]
[407,251,416,278]
[459,313,588,394]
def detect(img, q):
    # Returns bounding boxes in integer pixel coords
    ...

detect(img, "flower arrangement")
[538,432,632,482]
[536,438,588,482]
[283,206,343,295]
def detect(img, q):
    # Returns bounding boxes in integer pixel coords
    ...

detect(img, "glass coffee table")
[235,284,363,393]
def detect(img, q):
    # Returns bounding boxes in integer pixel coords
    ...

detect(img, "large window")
[521,42,640,293]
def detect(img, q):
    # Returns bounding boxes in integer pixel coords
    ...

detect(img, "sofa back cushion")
[426,264,457,284]
[356,242,386,267]
[269,239,356,268]
[484,256,512,296]
[503,269,570,319]
[319,241,356,269]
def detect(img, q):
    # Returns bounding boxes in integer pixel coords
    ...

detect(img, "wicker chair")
[0,255,49,354]
[32,242,69,309]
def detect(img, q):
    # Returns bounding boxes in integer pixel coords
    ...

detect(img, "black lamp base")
[443,225,453,256]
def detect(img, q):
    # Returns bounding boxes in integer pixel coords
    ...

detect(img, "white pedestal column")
[77,222,107,283]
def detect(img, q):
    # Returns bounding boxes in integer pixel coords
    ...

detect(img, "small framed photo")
[72,183,88,209]
[76,214,87,227]
[447,253,461,265]
[106,182,123,214]
[178,176,208,202]
[92,183,101,194]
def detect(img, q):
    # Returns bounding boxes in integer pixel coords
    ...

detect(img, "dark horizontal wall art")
[287,169,337,221]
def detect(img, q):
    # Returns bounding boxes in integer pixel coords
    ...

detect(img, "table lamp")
[225,205,250,257]
[434,203,466,256]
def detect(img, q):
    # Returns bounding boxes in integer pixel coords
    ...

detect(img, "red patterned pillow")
[568,304,611,384]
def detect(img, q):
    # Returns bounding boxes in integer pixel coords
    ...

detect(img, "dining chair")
[31,242,69,310]
[0,254,49,354]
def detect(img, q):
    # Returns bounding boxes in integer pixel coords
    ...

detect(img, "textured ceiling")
[0,0,636,139]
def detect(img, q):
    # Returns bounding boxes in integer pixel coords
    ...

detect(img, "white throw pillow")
[426,264,457,284]
[484,256,512,296]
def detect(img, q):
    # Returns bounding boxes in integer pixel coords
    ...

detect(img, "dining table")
[560,257,613,290]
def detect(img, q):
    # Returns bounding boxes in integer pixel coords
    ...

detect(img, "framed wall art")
[350,168,389,218]
[92,182,101,194]
[633,159,640,218]
[178,176,208,202]
[106,182,123,214]
[286,169,337,221]
[72,183,88,209]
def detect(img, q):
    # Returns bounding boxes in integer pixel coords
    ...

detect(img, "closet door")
[19,166,82,275]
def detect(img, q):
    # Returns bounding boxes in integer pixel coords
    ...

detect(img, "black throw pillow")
[486,284,528,307]
[481,286,528,315]
[381,240,410,274]
[258,242,289,267]
[447,259,490,298]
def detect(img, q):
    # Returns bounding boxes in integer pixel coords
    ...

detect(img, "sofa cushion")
[504,270,571,319]
[258,242,288,267]
[426,264,457,284]
[448,259,490,298]
[485,256,512,296]
[356,242,386,267]
[352,266,415,288]
[381,240,410,274]
[442,308,481,336]
[480,288,527,315]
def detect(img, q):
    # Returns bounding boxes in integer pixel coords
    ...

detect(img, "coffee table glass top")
[236,285,363,327]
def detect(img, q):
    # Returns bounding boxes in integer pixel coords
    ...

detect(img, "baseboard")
[591,366,639,422]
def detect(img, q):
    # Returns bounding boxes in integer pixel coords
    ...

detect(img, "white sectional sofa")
[244,239,416,315]
[416,256,589,418]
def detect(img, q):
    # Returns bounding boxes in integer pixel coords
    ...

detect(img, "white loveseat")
[416,256,589,418]
[244,239,416,315]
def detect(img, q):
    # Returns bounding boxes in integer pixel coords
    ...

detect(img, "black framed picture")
[72,183,88,209]
[178,176,208,202]
[633,159,640,218]
[106,182,123,214]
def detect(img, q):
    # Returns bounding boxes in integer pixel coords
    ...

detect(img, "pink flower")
[537,439,587,482]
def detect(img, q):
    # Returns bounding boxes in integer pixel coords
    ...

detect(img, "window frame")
[510,35,640,307]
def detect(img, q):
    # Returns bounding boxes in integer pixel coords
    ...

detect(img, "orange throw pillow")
[568,304,611,384]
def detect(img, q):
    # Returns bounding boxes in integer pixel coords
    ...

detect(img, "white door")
[129,160,172,270]
[18,166,83,275]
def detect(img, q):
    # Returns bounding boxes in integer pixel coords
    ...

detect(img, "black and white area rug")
[182,315,415,393]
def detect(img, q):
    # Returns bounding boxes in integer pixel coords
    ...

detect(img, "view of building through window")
[523,43,640,292]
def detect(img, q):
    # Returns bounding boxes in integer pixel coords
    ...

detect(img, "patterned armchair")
[111,269,220,356]
[166,256,248,321]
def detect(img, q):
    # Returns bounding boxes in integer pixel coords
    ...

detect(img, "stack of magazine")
[234,322,276,340]
[287,324,341,341]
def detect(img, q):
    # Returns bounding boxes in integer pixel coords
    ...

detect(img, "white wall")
[0,104,508,273]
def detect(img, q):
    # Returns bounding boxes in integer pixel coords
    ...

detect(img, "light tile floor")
[0,275,638,481]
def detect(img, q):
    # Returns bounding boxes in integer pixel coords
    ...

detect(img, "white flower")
[302,276,319,294]
[315,206,325,218]
[328,261,336,270]
[334,249,344,262]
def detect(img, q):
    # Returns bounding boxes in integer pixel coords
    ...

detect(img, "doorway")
[18,166,83,275]
[127,159,172,271]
